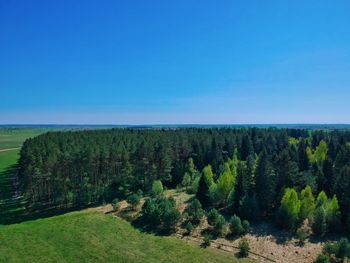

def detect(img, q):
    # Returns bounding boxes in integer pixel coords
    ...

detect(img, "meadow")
[0,210,247,263]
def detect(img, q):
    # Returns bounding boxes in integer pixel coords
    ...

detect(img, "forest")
[17,128,350,235]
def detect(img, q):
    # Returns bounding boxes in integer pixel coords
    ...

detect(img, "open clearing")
[0,210,250,263]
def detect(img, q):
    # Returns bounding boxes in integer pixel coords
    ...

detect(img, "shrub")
[185,222,194,234]
[242,220,250,234]
[202,233,212,248]
[296,228,309,246]
[230,215,243,236]
[141,197,181,232]
[207,209,220,226]
[314,254,330,263]
[185,198,205,225]
[238,238,250,258]
[127,193,141,210]
[152,180,163,197]
[111,198,120,211]
[207,208,225,236]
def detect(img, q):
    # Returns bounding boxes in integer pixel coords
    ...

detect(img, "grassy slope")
[0,211,249,263]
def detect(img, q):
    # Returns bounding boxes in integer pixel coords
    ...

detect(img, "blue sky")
[1,1,350,124]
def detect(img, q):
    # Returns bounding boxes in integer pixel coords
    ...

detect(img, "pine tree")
[196,165,214,206]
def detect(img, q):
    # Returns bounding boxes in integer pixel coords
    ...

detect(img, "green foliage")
[216,163,235,205]
[312,191,341,236]
[314,254,330,263]
[196,165,214,206]
[207,208,225,235]
[185,222,194,234]
[202,233,212,248]
[152,180,164,197]
[316,191,328,208]
[230,215,245,236]
[277,188,300,230]
[0,211,241,263]
[182,172,192,189]
[295,221,311,246]
[112,198,120,211]
[185,198,205,225]
[313,207,328,237]
[141,197,180,232]
[242,220,250,234]
[299,185,315,221]
[238,238,250,258]
[322,238,350,262]
[127,193,141,210]
[307,140,328,165]
[238,194,259,222]
[327,195,341,232]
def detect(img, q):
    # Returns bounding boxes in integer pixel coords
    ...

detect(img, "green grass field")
[0,210,249,263]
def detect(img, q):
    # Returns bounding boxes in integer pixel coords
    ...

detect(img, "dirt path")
[0,147,20,152]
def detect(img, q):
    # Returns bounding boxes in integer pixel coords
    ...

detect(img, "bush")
[321,238,350,262]
[207,208,225,236]
[207,209,220,226]
[242,220,250,234]
[238,194,259,222]
[185,222,194,234]
[127,193,141,210]
[141,197,181,232]
[111,198,120,211]
[152,180,163,197]
[202,233,212,248]
[296,228,309,246]
[230,215,243,236]
[314,254,330,263]
[238,238,250,258]
[185,198,205,225]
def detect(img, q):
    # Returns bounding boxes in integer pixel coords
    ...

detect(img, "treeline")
[17,128,350,229]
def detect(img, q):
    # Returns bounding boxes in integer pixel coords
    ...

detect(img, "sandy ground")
[91,193,323,263]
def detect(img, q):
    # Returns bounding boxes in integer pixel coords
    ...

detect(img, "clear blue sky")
[1,1,350,124]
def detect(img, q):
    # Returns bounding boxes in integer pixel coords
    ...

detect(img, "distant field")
[0,128,46,172]
[0,210,249,263]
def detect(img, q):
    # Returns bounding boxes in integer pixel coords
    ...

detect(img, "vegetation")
[315,238,350,263]
[0,210,246,263]
[238,238,250,258]
[141,196,181,232]
[4,127,350,248]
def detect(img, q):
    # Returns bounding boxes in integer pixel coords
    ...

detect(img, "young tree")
[313,206,327,237]
[207,208,225,236]
[127,193,141,210]
[238,238,250,258]
[196,165,214,206]
[299,185,315,221]
[326,195,341,232]
[277,188,301,230]
[238,194,259,222]
[216,163,235,205]
[185,198,205,225]
[152,180,163,197]
[181,172,191,190]
[230,214,244,236]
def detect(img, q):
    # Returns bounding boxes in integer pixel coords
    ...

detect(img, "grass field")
[0,210,249,263]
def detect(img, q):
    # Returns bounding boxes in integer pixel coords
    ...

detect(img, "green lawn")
[0,210,249,263]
